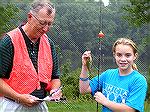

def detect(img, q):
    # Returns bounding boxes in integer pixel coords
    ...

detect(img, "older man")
[0,0,62,111]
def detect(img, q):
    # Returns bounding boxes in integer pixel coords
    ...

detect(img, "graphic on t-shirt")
[102,82,129,103]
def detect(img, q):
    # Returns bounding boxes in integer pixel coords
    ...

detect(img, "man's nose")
[43,24,50,32]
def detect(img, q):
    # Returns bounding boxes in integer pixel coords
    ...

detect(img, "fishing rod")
[96,0,105,111]
[87,8,105,112]
[86,2,105,111]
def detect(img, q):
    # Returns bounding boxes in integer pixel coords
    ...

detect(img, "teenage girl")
[79,38,147,112]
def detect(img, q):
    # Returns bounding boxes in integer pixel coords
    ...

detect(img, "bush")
[146,65,150,102]
[60,60,81,100]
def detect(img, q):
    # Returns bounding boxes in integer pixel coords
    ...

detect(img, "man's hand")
[49,86,62,100]
[17,94,40,107]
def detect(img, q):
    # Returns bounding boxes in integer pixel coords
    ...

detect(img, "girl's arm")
[79,51,92,94]
[94,92,136,112]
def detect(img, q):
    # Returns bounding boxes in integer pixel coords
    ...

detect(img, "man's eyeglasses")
[32,14,53,27]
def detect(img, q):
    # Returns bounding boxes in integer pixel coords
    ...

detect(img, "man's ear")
[27,12,32,20]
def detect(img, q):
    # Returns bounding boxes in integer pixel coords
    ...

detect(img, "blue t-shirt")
[90,69,147,112]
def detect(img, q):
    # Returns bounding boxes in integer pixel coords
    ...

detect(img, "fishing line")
[96,0,103,112]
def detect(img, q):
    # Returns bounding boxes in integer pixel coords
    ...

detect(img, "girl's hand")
[94,92,109,105]
[82,51,92,66]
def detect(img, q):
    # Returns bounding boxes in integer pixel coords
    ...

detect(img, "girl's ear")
[113,53,115,58]
[134,53,138,60]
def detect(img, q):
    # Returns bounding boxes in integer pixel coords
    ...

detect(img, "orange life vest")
[3,28,53,94]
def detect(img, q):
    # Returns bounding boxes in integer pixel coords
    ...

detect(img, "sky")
[95,0,109,6]
[102,0,109,6]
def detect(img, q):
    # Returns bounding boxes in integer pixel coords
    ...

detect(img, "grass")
[47,100,97,112]
[144,101,150,112]
[47,100,150,112]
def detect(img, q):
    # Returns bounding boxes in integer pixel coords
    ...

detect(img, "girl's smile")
[114,44,137,75]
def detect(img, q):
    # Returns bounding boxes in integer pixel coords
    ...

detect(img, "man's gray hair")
[30,0,55,15]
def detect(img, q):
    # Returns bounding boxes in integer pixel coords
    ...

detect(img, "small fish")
[86,57,92,73]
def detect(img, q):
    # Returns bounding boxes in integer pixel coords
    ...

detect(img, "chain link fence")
[0,1,149,111]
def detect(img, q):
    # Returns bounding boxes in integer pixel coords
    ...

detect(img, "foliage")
[0,0,149,104]
[51,1,133,70]
[60,59,81,100]
[123,0,150,27]
[122,0,150,58]
[0,3,19,37]
[0,0,149,71]
[146,65,150,102]
[145,100,150,111]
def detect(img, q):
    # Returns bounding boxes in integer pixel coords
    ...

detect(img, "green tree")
[60,59,81,100]
[123,0,150,27]
[0,3,19,37]
[122,0,150,72]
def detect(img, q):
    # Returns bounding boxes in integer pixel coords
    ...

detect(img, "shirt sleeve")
[48,37,60,79]
[125,75,147,112]
[0,34,14,78]
[90,70,108,96]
